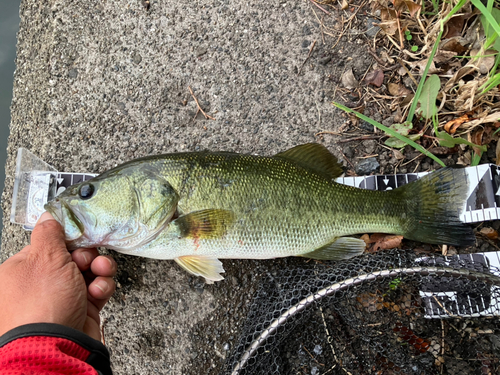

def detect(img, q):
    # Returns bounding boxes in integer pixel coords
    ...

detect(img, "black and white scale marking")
[335,163,500,224]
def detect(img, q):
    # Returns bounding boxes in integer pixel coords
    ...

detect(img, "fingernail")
[81,251,89,266]
[105,256,114,269]
[95,280,109,294]
[37,212,55,224]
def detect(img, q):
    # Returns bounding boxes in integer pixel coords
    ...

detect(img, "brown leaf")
[379,8,399,22]
[357,292,383,312]
[444,15,467,38]
[393,323,430,354]
[472,128,484,156]
[365,69,384,87]
[496,140,500,166]
[441,37,469,54]
[388,82,412,96]
[341,68,359,89]
[403,0,421,17]
[365,234,404,252]
[470,49,497,75]
[378,20,399,36]
[480,227,498,240]
[443,114,469,134]
[360,233,371,245]
[373,235,403,252]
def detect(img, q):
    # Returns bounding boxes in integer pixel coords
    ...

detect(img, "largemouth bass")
[45,144,474,282]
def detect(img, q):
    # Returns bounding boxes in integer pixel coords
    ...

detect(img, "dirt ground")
[2,0,498,374]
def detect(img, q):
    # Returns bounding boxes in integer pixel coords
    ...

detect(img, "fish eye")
[78,183,95,200]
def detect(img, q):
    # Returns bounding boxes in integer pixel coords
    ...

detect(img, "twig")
[396,15,404,49]
[302,344,325,366]
[308,0,331,15]
[317,303,352,374]
[298,40,317,75]
[188,86,216,120]
[338,135,384,143]
[367,49,392,71]
[315,130,342,136]
[339,149,356,170]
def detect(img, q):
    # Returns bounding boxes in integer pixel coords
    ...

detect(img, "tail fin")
[399,168,475,246]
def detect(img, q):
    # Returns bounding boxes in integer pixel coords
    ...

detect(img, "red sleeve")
[0,323,112,375]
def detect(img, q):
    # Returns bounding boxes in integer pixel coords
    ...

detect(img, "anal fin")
[300,237,366,260]
[174,256,225,284]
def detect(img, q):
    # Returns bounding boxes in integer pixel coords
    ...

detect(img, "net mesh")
[220,250,500,375]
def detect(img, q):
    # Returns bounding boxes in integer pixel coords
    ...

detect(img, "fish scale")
[45,144,474,282]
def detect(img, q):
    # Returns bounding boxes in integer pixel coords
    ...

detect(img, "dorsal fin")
[274,143,343,179]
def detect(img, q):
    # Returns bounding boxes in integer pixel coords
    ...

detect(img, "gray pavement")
[2,0,371,373]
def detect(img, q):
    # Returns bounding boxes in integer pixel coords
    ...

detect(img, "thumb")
[30,211,68,259]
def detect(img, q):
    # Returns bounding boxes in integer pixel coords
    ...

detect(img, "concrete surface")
[2,0,373,373]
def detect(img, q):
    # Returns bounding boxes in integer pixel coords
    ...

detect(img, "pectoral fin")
[300,237,366,260]
[175,209,235,239]
[174,256,225,284]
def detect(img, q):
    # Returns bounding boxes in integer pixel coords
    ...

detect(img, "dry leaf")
[472,128,485,157]
[443,66,476,92]
[411,58,438,74]
[470,49,497,75]
[379,8,398,22]
[380,50,395,64]
[403,0,421,17]
[341,0,349,10]
[357,293,383,312]
[460,112,500,130]
[480,227,498,240]
[393,322,430,354]
[433,50,459,64]
[360,233,371,245]
[365,234,404,252]
[378,20,399,36]
[365,69,384,87]
[341,68,359,89]
[441,37,469,54]
[393,149,404,160]
[454,79,480,111]
[444,114,469,134]
[392,0,421,17]
[496,140,500,166]
[457,151,471,166]
[444,14,469,38]
[388,82,412,96]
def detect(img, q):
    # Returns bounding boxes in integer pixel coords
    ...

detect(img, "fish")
[44,143,475,282]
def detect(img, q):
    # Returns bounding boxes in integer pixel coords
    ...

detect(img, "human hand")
[0,212,116,341]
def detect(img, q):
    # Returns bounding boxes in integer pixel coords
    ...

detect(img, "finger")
[90,256,117,277]
[84,304,101,341]
[71,248,99,271]
[88,276,116,306]
[86,300,101,326]
[30,212,69,261]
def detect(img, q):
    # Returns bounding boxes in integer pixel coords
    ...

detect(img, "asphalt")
[1,0,372,373]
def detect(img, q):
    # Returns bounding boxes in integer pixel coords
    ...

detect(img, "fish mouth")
[45,199,85,240]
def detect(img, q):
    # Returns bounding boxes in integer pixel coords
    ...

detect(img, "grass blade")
[332,102,446,167]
